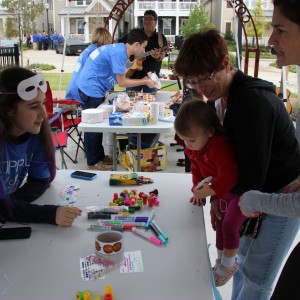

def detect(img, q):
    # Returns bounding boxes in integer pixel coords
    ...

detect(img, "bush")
[224,30,234,42]
[29,63,56,71]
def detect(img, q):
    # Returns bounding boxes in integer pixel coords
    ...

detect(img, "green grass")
[42,72,180,92]
[42,72,72,90]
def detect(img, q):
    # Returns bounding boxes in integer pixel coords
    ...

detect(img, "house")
[0,0,274,45]
[203,0,274,46]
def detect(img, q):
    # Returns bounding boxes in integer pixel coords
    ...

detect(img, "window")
[163,19,171,36]
[76,0,92,5]
[77,19,84,34]
[225,22,232,32]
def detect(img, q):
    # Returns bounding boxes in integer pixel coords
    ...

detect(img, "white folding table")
[0,170,214,300]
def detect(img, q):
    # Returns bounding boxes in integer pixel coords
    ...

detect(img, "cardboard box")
[119,145,167,172]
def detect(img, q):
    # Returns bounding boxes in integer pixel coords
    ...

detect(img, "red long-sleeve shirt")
[185,134,238,198]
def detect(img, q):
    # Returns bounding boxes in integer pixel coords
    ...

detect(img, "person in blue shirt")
[52,31,58,50]
[58,33,64,44]
[38,32,43,50]
[77,28,156,171]
[0,67,81,227]
[32,31,38,51]
[66,27,112,103]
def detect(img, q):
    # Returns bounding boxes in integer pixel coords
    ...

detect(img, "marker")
[87,212,111,219]
[151,220,169,241]
[100,221,146,227]
[195,176,213,189]
[150,222,167,245]
[113,216,148,222]
[145,210,155,229]
[132,227,162,246]
[89,225,124,232]
[99,206,129,212]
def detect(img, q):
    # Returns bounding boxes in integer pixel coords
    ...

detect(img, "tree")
[2,0,44,38]
[247,0,267,46]
[180,2,215,38]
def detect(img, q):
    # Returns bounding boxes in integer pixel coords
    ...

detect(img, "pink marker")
[132,227,162,246]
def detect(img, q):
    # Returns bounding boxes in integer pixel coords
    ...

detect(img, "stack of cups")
[159,103,165,120]
[150,102,159,124]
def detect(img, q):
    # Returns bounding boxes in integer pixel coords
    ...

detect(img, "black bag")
[239,214,263,239]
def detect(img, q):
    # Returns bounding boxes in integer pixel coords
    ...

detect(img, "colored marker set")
[76,284,114,300]
[109,188,160,210]
[131,210,169,247]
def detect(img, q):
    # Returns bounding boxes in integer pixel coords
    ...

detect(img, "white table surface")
[0,171,213,300]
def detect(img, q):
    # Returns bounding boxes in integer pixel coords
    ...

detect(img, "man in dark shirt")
[119,10,168,93]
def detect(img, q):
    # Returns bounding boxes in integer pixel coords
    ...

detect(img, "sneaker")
[87,162,113,171]
[212,258,221,272]
[101,156,113,165]
[213,261,239,287]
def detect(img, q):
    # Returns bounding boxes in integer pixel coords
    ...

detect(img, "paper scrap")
[120,250,144,273]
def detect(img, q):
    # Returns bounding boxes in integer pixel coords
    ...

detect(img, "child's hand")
[193,183,214,199]
[190,196,206,206]
[56,206,82,227]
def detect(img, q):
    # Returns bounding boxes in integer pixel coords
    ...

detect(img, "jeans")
[231,214,300,300]
[126,85,156,94]
[79,89,105,166]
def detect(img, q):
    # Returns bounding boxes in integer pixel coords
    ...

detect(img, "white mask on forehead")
[17,74,47,101]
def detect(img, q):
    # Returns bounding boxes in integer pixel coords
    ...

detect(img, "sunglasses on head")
[0,74,47,101]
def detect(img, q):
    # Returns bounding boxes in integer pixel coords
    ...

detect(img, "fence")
[0,44,20,69]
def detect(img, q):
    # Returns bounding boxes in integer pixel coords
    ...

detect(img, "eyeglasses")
[186,72,215,89]
[143,17,156,22]
[0,74,47,101]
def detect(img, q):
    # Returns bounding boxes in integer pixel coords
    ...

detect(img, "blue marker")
[145,210,155,230]
[114,216,148,222]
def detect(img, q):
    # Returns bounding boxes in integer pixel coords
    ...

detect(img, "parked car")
[55,38,88,55]
[0,39,19,47]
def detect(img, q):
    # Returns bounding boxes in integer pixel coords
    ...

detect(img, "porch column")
[176,16,179,36]
[84,16,89,43]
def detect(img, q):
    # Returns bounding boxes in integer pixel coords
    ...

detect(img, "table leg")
[113,133,117,171]
[137,133,141,172]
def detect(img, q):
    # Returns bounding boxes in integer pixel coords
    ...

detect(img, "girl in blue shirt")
[0,67,81,227]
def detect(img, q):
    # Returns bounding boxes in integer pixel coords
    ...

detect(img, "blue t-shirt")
[33,33,38,43]
[66,43,98,102]
[77,43,127,98]
[0,134,50,199]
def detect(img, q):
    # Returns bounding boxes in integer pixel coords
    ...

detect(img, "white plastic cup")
[159,102,165,120]
[150,102,159,124]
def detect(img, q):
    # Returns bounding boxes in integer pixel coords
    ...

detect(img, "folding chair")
[45,81,85,163]
[48,108,68,169]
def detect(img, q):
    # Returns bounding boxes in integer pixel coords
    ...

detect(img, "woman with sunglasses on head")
[174,29,300,299]
[66,27,112,103]
[0,67,81,227]
[238,1,300,299]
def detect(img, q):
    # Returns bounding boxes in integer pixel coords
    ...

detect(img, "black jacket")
[223,70,300,194]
